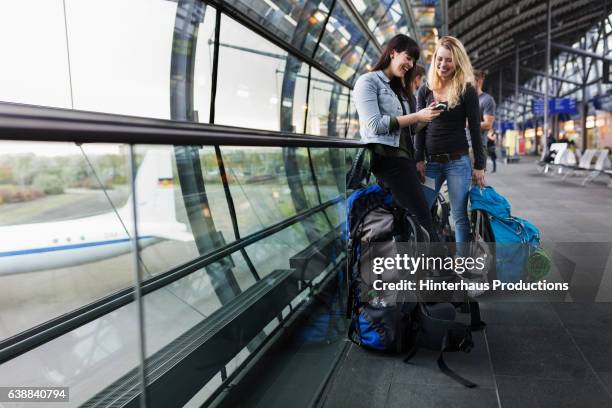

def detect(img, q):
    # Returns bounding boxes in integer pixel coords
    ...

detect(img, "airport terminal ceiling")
[449,0,612,99]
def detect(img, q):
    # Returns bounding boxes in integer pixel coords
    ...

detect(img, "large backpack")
[346,184,479,387]
[470,186,550,282]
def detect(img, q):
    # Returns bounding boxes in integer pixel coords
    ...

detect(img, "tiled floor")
[322,159,612,407]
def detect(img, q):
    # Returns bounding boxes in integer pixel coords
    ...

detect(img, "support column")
[543,0,552,157]
[581,85,588,150]
[515,47,519,132]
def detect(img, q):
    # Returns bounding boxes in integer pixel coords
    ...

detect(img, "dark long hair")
[371,34,420,100]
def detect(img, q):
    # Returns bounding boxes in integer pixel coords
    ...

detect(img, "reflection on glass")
[245,212,331,278]
[221,147,320,236]
[310,148,344,202]
[325,200,346,228]
[224,0,333,56]
[410,0,437,64]
[315,1,368,82]
[279,55,310,133]
[306,69,334,136]
[216,15,290,130]
[334,86,351,138]
[306,69,350,137]
[347,90,360,139]
[143,253,256,366]
[65,0,178,118]
[350,0,411,46]
[0,1,71,108]
[0,300,140,406]
[0,142,133,340]
[132,146,200,276]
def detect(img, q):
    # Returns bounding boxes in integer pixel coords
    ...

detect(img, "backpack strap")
[437,331,477,388]
[347,319,361,346]
[469,301,486,331]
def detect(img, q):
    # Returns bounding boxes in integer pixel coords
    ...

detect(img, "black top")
[486,134,495,148]
[415,84,485,170]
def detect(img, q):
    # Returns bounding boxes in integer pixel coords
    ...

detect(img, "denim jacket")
[353,70,411,147]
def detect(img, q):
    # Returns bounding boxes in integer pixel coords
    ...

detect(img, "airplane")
[0,148,192,275]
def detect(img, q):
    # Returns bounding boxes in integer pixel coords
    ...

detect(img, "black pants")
[371,153,437,241]
[487,146,497,172]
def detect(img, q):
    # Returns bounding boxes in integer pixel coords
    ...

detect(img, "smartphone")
[433,102,448,111]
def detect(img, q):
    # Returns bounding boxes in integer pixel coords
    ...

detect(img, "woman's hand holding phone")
[417,102,442,123]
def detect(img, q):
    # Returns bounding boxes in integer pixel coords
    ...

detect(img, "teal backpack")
[469,186,549,282]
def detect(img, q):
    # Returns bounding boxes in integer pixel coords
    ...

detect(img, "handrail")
[0,197,343,365]
[0,102,362,148]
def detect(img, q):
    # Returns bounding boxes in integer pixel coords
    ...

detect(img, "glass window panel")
[0,142,134,340]
[294,148,322,208]
[280,56,310,133]
[221,146,322,236]
[0,302,141,406]
[325,200,347,229]
[65,0,180,118]
[245,212,331,278]
[0,0,72,108]
[195,146,239,242]
[132,146,203,276]
[310,148,345,201]
[315,2,368,82]
[356,44,380,78]
[143,253,256,363]
[306,69,334,135]
[347,90,360,139]
[351,0,412,46]
[215,15,289,130]
[223,0,333,56]
[335,86,351,138]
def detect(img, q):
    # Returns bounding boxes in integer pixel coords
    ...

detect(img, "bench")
[581,149,612,186]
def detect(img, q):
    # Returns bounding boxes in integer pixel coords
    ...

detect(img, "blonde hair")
[427,36,474,109]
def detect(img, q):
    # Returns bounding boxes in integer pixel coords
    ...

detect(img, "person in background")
[405,64,428,142]
[473,70,496,147]
[487,130,498,173]
[353,34,441,239]
[407,64,427,95]
[415,36,486,245]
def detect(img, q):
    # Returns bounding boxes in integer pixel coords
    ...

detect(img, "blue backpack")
[469,186,542,282]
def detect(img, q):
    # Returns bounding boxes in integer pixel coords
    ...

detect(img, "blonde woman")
[415,36,486,244]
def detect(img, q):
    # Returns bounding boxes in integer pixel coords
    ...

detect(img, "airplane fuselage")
[0,212,157,275]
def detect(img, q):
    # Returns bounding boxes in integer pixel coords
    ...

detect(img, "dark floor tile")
[486,325,590,380]
[552,303,612,327]
[322,345,394,408]
[567,326,612,371]
[385,382,499,408]
[597,371,612,396]
[496,374,612,408]
[392,332,495,389]
[479,302,562,328]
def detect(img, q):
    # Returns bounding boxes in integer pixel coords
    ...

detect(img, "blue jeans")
[422,154,472,243]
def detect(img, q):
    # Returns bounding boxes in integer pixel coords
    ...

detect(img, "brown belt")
[427,150,468,163]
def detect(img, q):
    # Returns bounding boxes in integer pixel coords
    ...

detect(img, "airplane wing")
[150,230,194,242]
[138,222,194,242]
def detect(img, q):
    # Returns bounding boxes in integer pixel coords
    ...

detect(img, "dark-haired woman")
[353,34,440,239]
